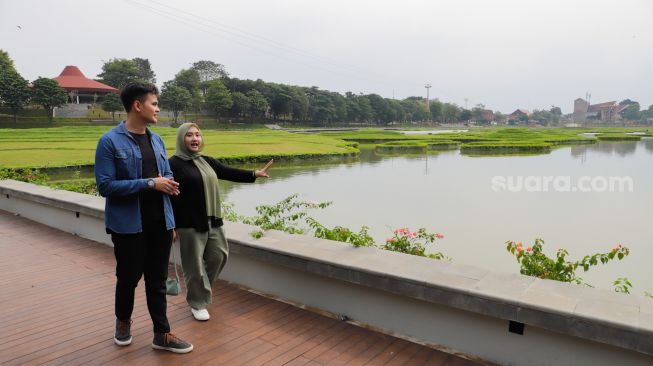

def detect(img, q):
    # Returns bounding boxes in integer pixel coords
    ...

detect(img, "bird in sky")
[17,25,22,30]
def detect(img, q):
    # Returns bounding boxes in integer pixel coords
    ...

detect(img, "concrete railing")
[1,179,652,366]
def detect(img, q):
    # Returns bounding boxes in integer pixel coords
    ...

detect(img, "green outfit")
[177,222,228,309]
[171,123,251,309]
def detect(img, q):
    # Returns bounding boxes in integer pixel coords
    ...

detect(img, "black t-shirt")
[129,131,165,226]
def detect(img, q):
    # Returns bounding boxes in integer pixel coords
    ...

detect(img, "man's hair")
[120,82,159,112]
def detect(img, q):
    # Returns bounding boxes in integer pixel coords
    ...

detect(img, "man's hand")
[254,159,274,178]
[154,175,180,195]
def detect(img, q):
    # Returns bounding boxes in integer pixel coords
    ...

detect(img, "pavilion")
[53,65,118,104]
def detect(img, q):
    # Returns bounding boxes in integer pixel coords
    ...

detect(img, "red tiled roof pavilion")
[53,66,118,93]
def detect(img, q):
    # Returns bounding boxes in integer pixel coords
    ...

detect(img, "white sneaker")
[191,308,210,321]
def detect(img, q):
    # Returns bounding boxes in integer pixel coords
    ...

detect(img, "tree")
[441,103,460,123]
[550,106,562,116]
[549,106,562,125]
[247,89,269,118]
[367,94,391,125]
[230,92,250,117]
[191,60,228,96]
[31,77,68,122]
[471,105,485,123]
[621,102,641,121]
[205,79,232,121]
[0,70,30,123]
[494,111,505,123]
[0,49,16,73]
[430,100,443,122]
[532,109,553,125]
[132,58,156,84]
[160,82,192,124]
[101,93,123,121]
[459,108,472,122]
[191,60,228,81]
[174,69,202,97]
[98,59,142,89]
[289,87,309,121]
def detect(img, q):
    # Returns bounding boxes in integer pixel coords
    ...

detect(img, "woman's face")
[184,126,202,153]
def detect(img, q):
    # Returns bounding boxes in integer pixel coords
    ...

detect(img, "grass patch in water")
[596,134,642,141]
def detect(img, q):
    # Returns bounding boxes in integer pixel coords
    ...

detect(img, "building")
[573,98,629,123]
[481,109,494,122]
[53,66,118,104]
[508,108,530,122]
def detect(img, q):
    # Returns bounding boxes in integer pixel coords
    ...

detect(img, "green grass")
[318,127,653,156]
[595,134,642,141]
[374,139,460,153]
[460,141,553,155]
[0,126,358,168]
[1,126,649,168]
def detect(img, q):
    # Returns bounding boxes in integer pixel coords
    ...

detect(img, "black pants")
[111,221,172,333]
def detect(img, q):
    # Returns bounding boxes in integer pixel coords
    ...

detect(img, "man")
[95,83,193,353]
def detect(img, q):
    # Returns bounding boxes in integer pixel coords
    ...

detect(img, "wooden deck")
[0,210,481,366]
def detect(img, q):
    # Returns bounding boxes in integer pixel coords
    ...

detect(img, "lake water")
[220,138,653,291]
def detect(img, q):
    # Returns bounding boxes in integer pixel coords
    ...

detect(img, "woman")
[169,123,272,321]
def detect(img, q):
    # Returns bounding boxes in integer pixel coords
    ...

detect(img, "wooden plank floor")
[0,210,482,366]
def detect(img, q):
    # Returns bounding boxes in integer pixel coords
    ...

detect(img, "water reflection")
[570,140,640,160]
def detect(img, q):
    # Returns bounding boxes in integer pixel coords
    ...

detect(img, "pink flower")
[436,233,444,239]
[526,247,532,252]
[395,228,406,235]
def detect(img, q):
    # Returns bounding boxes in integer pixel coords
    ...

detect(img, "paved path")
[0,210,481,366]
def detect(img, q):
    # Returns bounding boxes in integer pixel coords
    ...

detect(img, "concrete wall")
[1,179,652,366]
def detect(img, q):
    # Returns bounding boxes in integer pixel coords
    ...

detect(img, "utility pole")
[464,98,469,109]
[425,84,432,121]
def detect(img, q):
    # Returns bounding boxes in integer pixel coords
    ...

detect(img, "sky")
[1,0,652,114]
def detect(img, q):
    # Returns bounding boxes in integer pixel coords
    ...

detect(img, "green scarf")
[174,123,222,219]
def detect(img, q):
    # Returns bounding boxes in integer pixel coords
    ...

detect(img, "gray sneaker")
[152,332,193,354]
[114,319,132,346]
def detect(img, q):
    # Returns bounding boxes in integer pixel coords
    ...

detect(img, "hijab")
[174,123,222,219]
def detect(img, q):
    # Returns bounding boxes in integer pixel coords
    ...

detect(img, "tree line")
[84,57,505,125]
[0,50,68,123]
[2,49,652,126]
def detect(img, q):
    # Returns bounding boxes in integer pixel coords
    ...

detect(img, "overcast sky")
[1,0,652,113]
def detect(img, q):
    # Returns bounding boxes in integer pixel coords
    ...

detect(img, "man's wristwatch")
[147,178,155,189]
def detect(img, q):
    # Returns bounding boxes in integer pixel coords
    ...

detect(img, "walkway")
[0,210,480,366]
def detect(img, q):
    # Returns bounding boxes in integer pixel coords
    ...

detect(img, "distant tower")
[424,84,432,122]
[574,97,590,122]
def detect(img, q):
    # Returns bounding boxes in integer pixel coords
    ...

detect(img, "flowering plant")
[384,227,446,260]
[506,239,630,285]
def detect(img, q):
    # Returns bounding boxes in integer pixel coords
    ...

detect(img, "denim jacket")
[94,121,175,233]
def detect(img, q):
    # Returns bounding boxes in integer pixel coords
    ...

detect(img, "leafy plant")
[0,168,49,184]
[306,217,375,247]
[613,277,633,294]
[238,194,331,237]
[384,227,447,260]
[506,239,630,285]
[225,195,449,259]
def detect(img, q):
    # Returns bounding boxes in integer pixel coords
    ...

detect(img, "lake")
[220,138,653,292]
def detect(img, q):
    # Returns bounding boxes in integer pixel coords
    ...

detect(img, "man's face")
[134,93,160,124]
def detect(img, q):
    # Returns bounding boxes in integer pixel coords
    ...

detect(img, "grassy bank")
[374,140,460,154]
[0,126,358,168]
[595,134,642,141]
[318,127,653,156]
